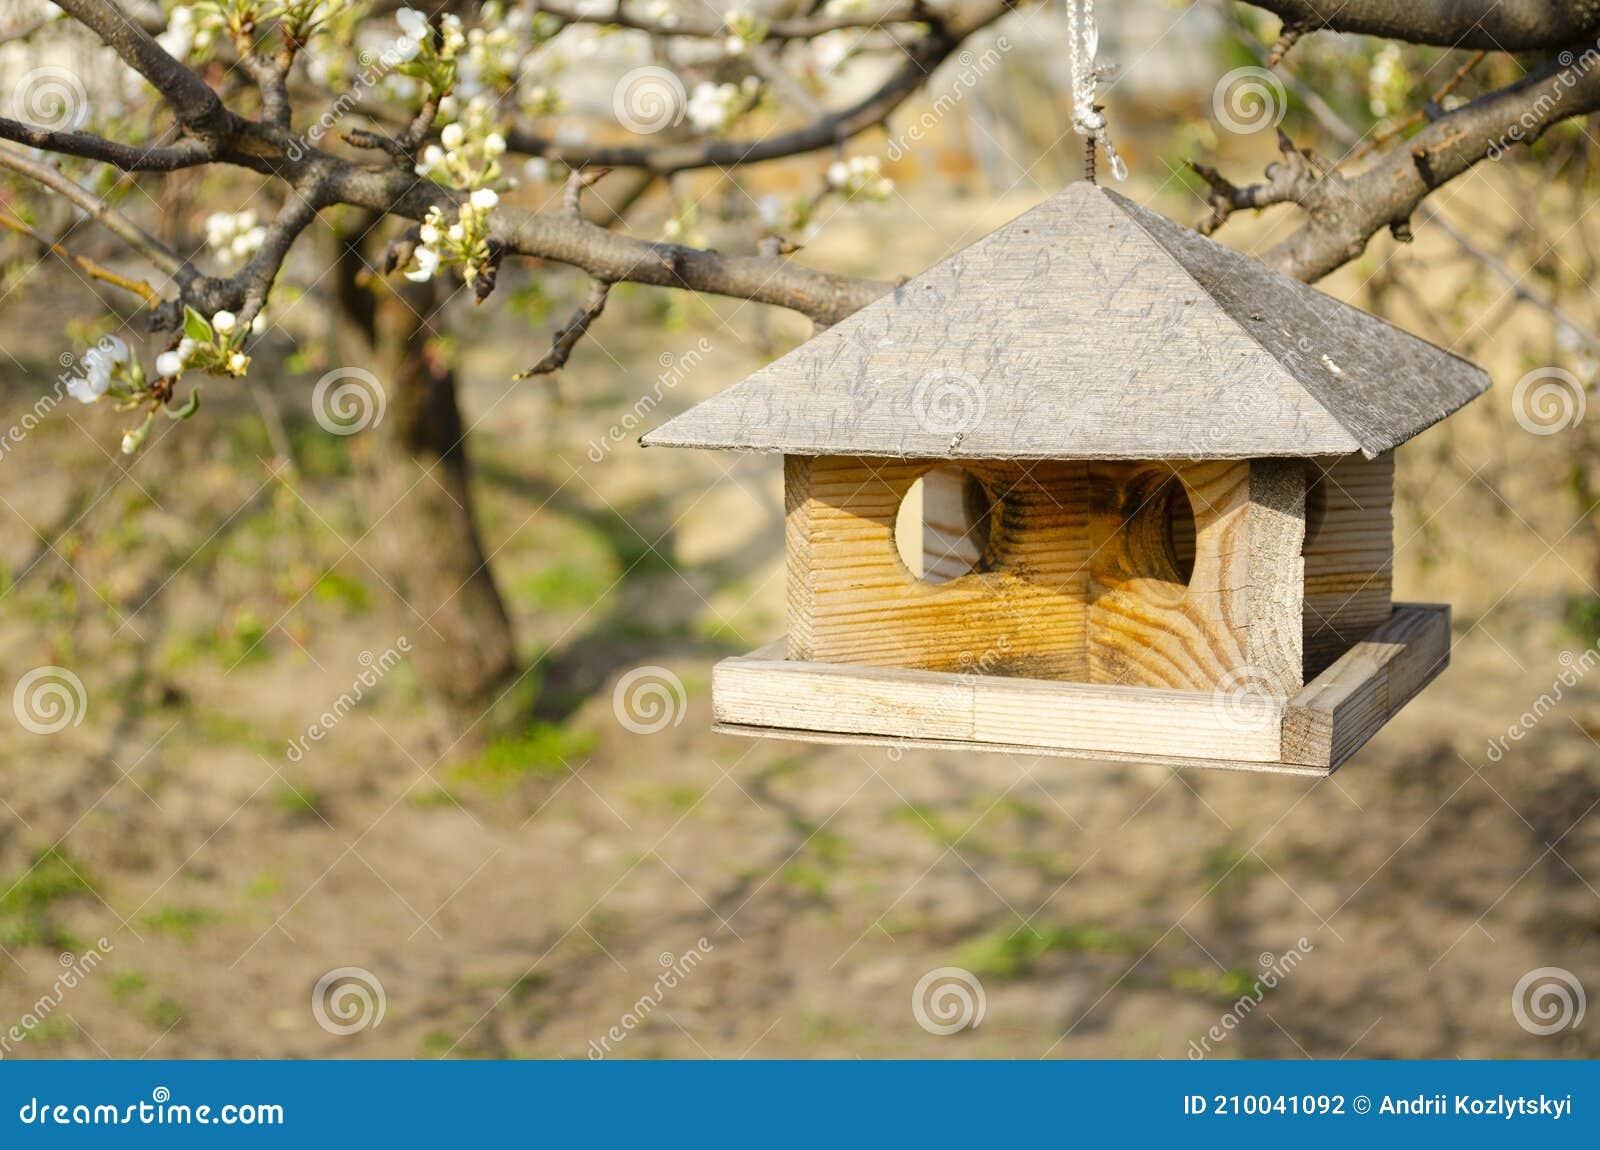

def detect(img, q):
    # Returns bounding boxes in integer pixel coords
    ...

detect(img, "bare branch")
[514,278,612,379]
[530,0,930,41]
[0,117,212,171]
[0,213,161,303]
[1203,54,1600,282]
[1245,0,1600,51]
[52,0,235,146]
[0,145,188,278]
[505,0,1010,174]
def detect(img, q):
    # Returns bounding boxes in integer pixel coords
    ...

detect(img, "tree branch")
[530,0,929,41]
[1245,0,1600,52]
[0,117,212,171]
[0,144,189,278]
[506,0,1009,173]
[1203,53,1600,281]
[514,278,611,378]
[52,0,234,146]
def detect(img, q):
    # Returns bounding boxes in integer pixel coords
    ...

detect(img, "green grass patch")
[141,904,219,940]
[0,847,96,949]
[1168,966,1261,1003]
[271,781,325,819]
[513,557,617,611]
[109,972,150,1005]
[313,569,374,612]
[448,722,597,795]
[889,803,969,848]
[956,921,1144,980]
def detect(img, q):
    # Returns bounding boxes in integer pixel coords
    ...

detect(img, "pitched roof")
[641,182,1489,460]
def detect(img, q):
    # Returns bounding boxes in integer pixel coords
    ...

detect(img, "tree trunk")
[331,224,517,740]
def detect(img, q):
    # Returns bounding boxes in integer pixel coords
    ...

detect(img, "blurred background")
[1,0,1597,1058]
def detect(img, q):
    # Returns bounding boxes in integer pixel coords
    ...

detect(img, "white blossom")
[212,310,237,335]
[827,154,894,201]
[70,336,129,404]
[396,7,430,41]
[406,247,441,282]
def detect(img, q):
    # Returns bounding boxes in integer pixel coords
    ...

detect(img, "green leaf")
[165,387,201,420]
[183,306,212,343]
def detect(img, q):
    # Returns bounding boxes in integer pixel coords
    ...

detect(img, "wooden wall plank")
[1303,452,1394,677]
[785,454,1091,677]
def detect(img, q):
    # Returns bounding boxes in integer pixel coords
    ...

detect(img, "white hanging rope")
[1066,0,1127,182]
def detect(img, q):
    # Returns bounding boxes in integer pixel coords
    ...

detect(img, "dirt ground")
[1,160,1598,1060]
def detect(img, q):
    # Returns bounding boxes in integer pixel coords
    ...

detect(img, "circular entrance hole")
[1164,480,1197,584]
[894,465,995,583]
[1123,477,1196,586]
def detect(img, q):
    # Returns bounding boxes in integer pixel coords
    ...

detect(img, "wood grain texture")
[1087,459,1303,693]
[785,454,1092,676]
[1282,602,1449,769]
[1302,452,1394,677]
[712,723,1330,777]
[794,454,1314,691]
[641,182,1489,461]
[715,648,1283,761]
[1247,458,1307,694]
[712,604,1449,776]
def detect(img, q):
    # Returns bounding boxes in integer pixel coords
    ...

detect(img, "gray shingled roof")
[641,182,1489,460]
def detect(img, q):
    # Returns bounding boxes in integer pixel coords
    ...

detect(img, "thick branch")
[52,0,233,145]
[0,118,211,171]
[1246,0,1600,51]
[1211,56,1600,282]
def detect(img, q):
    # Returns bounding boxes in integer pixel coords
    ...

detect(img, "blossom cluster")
[67,335,142,406]
[722,7,770,56]
[415,95,508,191]
[204,211,267,270]
[827,155,894,201]
[158,308,264,383]
[686,77,761,134]
[407,191,499,286]
[394,5,466,94]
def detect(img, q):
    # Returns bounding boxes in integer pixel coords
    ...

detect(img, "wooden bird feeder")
[642,183,1488,775]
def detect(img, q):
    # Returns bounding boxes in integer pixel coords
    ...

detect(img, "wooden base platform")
[711,604,1450,777]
